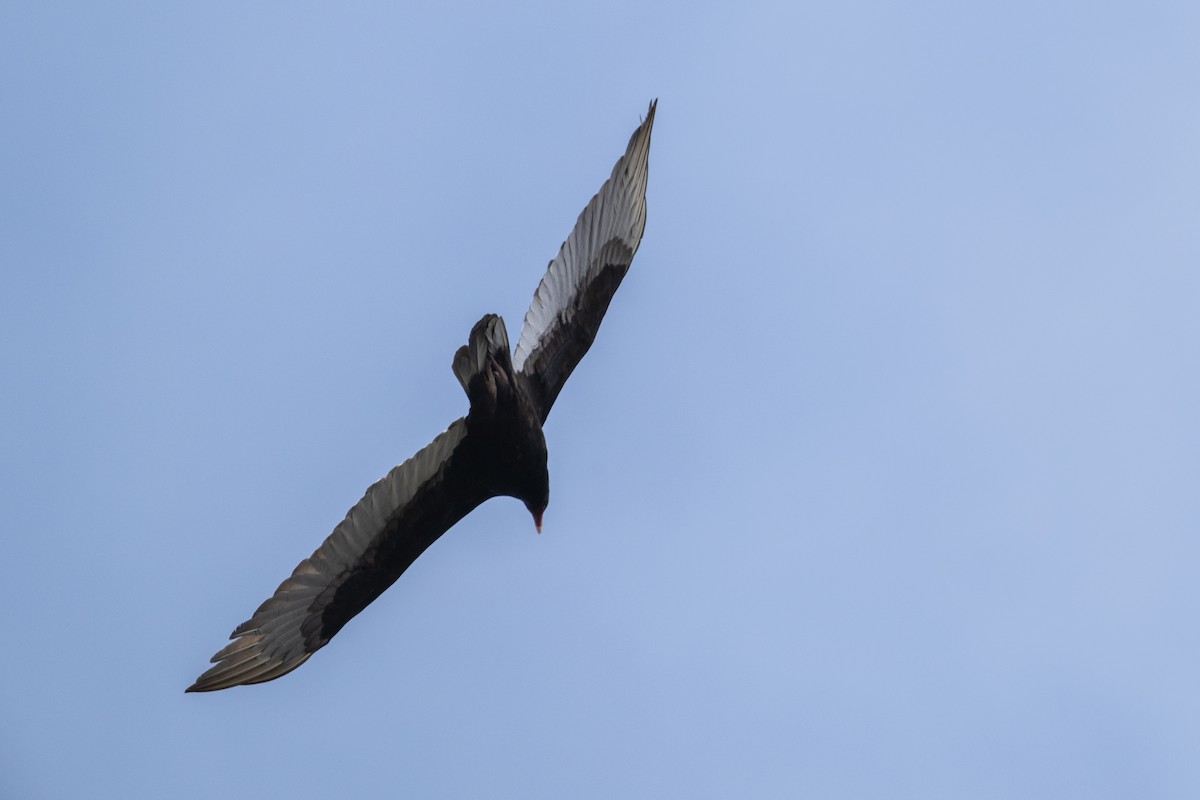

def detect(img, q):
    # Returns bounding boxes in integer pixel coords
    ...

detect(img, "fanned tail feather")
[453,313,512,393]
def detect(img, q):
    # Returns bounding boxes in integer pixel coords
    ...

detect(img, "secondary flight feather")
[187,101,656,692]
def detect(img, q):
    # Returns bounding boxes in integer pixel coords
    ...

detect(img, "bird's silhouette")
[188,101,655,691]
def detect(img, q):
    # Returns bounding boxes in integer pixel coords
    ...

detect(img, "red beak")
[533,509,543,534]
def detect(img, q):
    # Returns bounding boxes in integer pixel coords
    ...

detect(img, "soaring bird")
[187,101,655,692]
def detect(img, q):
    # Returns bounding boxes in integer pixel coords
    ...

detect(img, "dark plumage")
[187,101,655,692]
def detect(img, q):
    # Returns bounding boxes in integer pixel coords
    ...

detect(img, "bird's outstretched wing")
[187,418,487,691]
[513,100,655,421]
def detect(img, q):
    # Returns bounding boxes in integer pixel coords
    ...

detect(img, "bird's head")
[523,480,548,534]
[526,501,545,534]
[519,430,549,534]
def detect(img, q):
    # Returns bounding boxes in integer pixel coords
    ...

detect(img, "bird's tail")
[453,314,512,394]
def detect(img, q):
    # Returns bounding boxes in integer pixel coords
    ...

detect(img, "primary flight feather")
[187,101,656,692]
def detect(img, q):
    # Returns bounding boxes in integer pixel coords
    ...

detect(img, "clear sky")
[2,2,1198,797]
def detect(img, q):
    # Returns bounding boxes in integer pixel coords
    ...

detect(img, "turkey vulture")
[187,101,655,692]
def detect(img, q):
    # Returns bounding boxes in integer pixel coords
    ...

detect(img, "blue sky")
[2,2,1198,797]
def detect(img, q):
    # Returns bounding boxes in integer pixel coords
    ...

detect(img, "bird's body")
[188,101,655,692]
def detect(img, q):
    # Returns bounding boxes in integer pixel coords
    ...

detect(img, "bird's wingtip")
[185,675,217,693]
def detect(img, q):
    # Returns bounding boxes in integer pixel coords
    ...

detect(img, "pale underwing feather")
[513,101,655,401]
